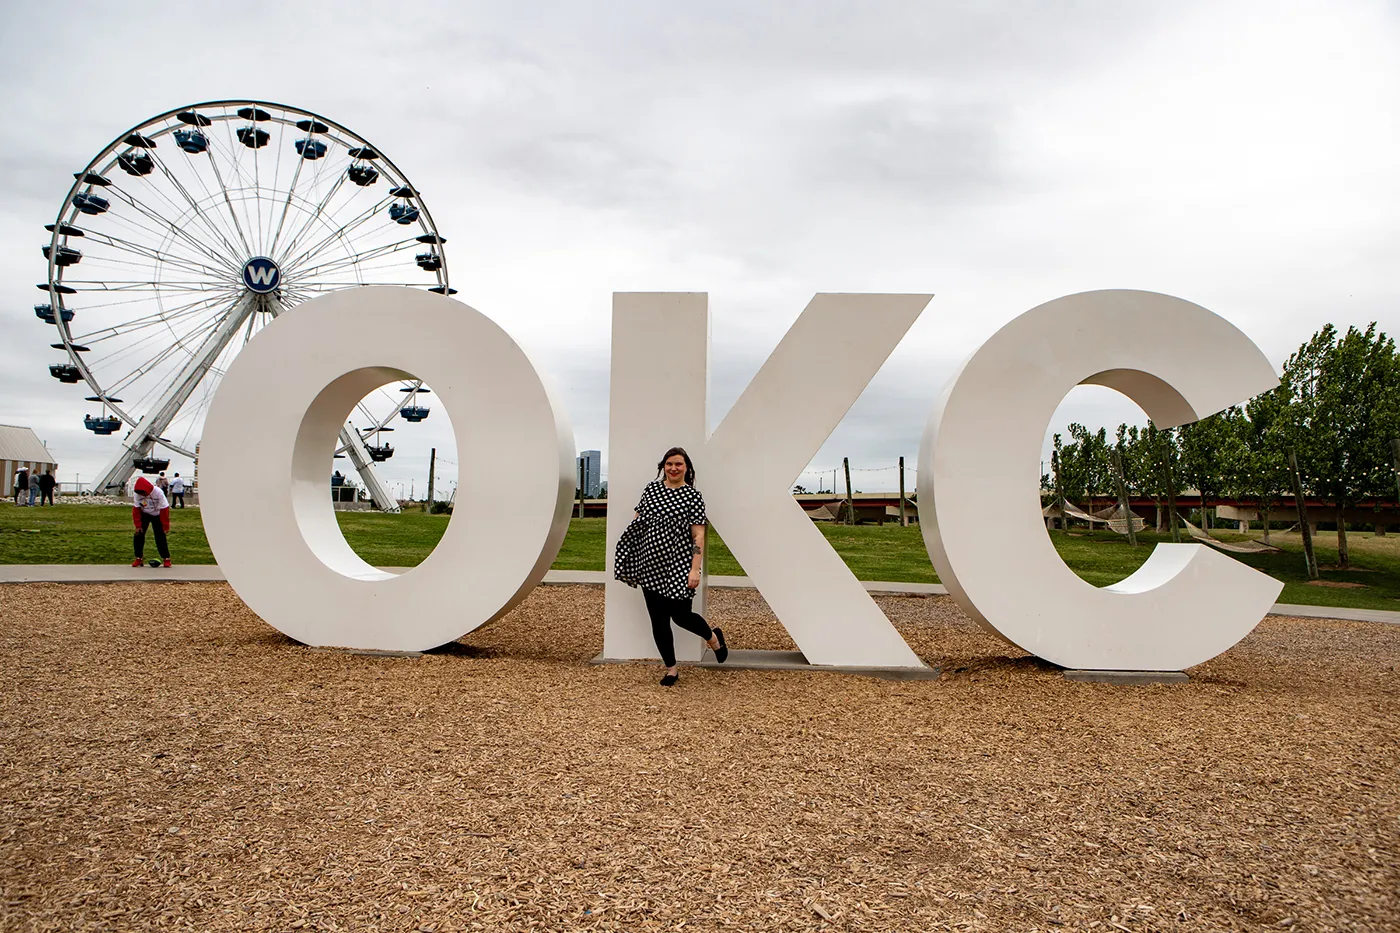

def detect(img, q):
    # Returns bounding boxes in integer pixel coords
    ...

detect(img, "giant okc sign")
[200,287,1282,672]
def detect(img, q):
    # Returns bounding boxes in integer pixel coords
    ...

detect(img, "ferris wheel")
[39,100,454,511]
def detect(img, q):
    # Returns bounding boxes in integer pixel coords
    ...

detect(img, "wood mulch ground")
[1,583,1396,933]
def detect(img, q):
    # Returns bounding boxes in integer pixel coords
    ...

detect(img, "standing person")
[169,473,186,508]
[130,476,172,568]
[37,470,56,506]
[156,472,170,496]
[14,468,29,506]
[614,446,728,686]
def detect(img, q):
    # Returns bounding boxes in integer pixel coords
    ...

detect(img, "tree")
[1065,424,1111,509]
[792,485,809,495]
[1238,390,1294,543]
[1129,422,1186,540]
[1178,414,1234,532]
[1282,323,1400,569]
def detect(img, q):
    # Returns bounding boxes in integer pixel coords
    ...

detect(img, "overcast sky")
[1,0,1397,497]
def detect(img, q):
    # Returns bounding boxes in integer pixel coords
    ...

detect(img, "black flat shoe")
[712,627,728,664]
[660,672,679,687]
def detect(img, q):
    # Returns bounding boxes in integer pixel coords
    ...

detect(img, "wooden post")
[1287,449,1319,581]
[1162,459,1181,544]
[1111,449,1138,547]
[898,456,908,526]
[1051,450,1065,531]
[426,447,436,511]
[843,457,854,526]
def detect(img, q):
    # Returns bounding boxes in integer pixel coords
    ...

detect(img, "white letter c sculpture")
[200,287,575,652]
[919,290,1284,672]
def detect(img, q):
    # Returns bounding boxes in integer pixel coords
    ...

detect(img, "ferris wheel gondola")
[39,100,451,509]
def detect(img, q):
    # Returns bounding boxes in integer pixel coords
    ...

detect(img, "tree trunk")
[1287,449,1318,580]
[1261,499,1271,544]
[1111,449,1137,546]
[1336,501,1349,570]
[1163,463,1181,543]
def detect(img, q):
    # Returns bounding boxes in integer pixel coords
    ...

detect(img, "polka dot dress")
[629,480,707,598]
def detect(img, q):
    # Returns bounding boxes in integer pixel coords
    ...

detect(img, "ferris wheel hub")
[242,256,281,294]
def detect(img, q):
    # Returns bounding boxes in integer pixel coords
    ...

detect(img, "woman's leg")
[668,596,713,641]
[642,588,677,668]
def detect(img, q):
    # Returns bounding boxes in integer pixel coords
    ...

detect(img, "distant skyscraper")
[577,449,602,498]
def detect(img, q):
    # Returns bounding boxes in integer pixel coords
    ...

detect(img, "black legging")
[643,588,713,667]
[134,512,170,560]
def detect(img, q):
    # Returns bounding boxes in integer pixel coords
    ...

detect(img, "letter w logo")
[246,263,277,286]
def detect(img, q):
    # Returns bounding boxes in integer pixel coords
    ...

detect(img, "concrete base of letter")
[1062,669,1190,685]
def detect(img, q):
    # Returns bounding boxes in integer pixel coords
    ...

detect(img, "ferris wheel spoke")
[167,134,260,260]
[72,291,242,345]
[104,330,209,397]
[299,255,430,282]
[277,198,396,272]
[143,147,248,264]
[242,120,267,254]
[267,146,311,258]
[59,280,242,294]
[105,166,240,266]
[269,131,340,257]
[103,183,244,273]
[84,230,235,281]
[82,200,235,276]
[283,238,420,279]
[201,135,255,257]
[275,165,352,264]
[97,307,233,382]
[106,293,257,397]
[260,119,288,251]
[98,193,242,276]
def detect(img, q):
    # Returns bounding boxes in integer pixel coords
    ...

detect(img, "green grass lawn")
[4,502,1398,611]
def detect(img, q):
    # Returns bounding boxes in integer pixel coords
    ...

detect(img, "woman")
[617,447,728,686]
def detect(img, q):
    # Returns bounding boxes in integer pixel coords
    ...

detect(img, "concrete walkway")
[1,565,1396,626]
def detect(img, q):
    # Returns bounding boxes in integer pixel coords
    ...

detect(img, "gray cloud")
[2,0,1397,494]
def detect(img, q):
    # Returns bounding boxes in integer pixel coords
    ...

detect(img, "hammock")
[1044,500,1144,535]
[1093,503,1147,536]
[1178,517,1281,553]
[1043,500,1105,524]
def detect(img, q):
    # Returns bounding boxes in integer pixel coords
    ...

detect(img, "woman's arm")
[687,524,705,588]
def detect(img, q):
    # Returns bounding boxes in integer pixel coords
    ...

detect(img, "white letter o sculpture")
[200,287,575,652]
[919,290,1284,672]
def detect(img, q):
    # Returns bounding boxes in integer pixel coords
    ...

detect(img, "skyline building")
[576,449,602,498]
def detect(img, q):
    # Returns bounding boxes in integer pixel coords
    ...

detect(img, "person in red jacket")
[130,476,172,568]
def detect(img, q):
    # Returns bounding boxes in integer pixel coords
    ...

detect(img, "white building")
[0,425,58,497]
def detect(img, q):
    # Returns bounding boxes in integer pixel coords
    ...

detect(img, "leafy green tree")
[1143,423,1186,538]
[1236,390,1294,542]
[1178,414,1235,532]
[1282,323,1400,569]
[1066,423,1111,509]
[1052,432,1088,505]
